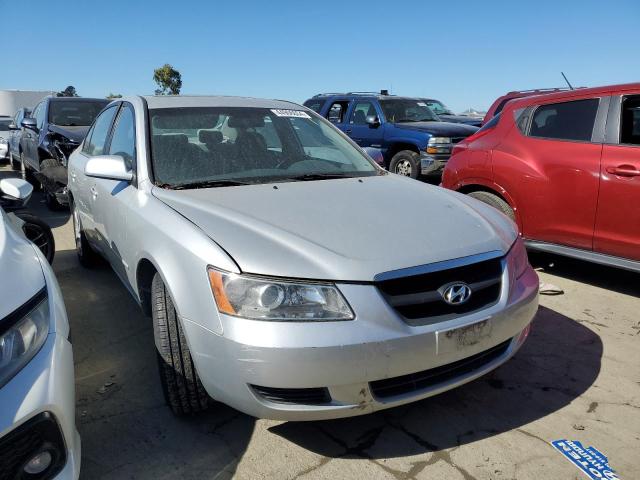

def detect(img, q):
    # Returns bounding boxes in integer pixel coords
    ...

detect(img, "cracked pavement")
[3,165,638,479]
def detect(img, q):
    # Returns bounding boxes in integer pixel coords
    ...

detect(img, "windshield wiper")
[285,173,356,182]
[167,179,252,190]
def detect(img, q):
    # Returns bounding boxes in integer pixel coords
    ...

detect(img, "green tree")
[57,86,79,97]
[106,93,123,99]
[153,64,182,95]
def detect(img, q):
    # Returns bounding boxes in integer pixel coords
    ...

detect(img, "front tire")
[71,198,101,267]
[16,213,55,264]
[152,273,210,415]
[467,191,515,221]
[389,150,420,179]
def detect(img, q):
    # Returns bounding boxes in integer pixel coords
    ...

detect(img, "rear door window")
[620,95,640,145]
[349,102,376,125]
[326,101,349,124]
[529,98,600,142]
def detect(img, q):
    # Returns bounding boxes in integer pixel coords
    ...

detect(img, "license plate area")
[437,318,494,355]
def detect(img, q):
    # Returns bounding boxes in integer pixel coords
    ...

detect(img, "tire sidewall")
[390,151,420,179]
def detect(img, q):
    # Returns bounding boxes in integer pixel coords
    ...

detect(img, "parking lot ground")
[2,164,639,479]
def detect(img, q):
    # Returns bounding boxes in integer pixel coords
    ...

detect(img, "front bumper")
[0,333,80,479]
[420,153,449,175]
[184,265,539,421]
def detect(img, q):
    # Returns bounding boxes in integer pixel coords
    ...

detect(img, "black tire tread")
[389,150,420,179]
[468,191,515,220]
[152,273,209,415]
[71,199,101,268]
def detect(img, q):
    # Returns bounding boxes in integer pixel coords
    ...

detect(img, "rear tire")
[16,213,55,264]
[10,153,20,171]
[389,150,420,179]
[468,191,515,221]
[71,198,101,268]
[152,273,210,415]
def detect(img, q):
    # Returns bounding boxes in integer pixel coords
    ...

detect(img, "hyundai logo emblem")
[439,282,472,305]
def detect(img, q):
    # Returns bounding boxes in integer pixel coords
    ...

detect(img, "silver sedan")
[67,95,538,420]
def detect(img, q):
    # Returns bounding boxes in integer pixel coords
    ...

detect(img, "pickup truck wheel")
[152,273,210,415]
[390,151,420,179]
[40,159,65,211]
[71,198,101,267]
[467,191,515,221]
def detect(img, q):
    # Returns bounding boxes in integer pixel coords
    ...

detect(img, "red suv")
[442,83,640,272]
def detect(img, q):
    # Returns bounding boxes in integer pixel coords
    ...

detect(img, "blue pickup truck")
[304,91,478,178]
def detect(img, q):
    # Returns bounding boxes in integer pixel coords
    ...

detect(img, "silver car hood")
[0,210,46,319]
[152,175,517,281]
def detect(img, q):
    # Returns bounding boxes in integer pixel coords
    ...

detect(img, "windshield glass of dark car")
[423,100,453,116]
[0,119,11,131]
[48,101,109,126]
[149,107,380,187]
[379,99,439,123]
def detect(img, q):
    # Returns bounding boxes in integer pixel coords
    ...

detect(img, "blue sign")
[551,439,619,479]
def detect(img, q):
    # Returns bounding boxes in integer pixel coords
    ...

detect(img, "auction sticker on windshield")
[551,439,619,479]
[271,109,311,119]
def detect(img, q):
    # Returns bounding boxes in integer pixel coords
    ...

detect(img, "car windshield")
[379,99,439,123]
[423,100,453,116]
[0,119,11,131]
[149,107,381,188]
[48,101,109,126]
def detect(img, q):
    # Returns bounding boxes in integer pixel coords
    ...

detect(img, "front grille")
[451,137,466,144]
[370,339,511,399]
[0,412,67,480]
[251,385,331,405]
[376,256,503,326]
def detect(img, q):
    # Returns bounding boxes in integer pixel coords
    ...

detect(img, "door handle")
[344,129,352,134]
[90,186,98,199]
[606,165,640,177]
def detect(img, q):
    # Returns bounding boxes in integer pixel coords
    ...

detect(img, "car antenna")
[561,72,574,90]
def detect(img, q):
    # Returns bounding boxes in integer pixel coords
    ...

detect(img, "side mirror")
[0,178,34,203]
[85,155,133,182]
[21,117,38,131]
[8,123,18,130]
[365,115,381,128]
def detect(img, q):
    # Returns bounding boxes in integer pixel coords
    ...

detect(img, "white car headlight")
[0,291,49,388]
[428,137,451,145]
[208,268,354,321]
[507,236,529,280]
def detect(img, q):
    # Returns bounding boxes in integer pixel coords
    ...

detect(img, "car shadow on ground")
[270,306,602,461]
[529,251,639,297]
[53,250,255,480]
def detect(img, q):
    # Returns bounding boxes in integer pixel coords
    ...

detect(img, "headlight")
[208,268,354,321]
[428,137,451,145]
[0,292,49,389]
[426,137,452,155]
[507,236,529,280]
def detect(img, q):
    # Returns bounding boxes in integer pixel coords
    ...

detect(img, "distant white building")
[0,90,56,116]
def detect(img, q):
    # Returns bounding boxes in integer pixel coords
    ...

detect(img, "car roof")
[48,97,110,103]
[142,95,302,110]
[506,82,640,109]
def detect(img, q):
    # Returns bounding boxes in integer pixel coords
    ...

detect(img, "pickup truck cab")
[304,92,478,178]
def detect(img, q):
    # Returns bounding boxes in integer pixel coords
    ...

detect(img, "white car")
[0,178,80,479]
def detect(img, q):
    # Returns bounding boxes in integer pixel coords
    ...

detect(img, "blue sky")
[3,0,638,112]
